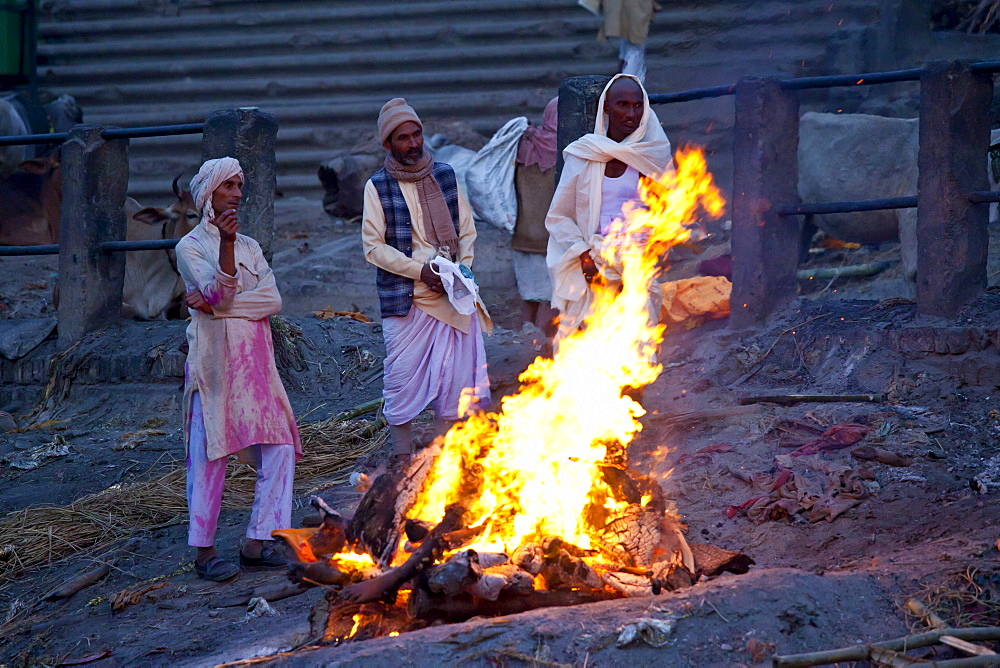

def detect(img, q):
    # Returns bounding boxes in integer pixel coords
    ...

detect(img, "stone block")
[57,125,129,349]
[202,108,279,260]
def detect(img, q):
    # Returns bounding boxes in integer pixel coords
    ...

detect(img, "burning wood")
[274,148,752,642]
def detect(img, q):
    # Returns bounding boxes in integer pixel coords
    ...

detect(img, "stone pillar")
[57,125,129,349]
[201,107,278,259]
[916,61,994,317]
[556,75,611,180]
[730,77,801,328]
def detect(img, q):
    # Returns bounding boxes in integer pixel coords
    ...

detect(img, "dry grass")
[906,567,1000,629]
[960,0,1000,32]
[0,416,386,587]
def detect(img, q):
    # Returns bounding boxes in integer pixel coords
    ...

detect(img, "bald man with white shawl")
[175,157,300,581]
[545,74,673,344]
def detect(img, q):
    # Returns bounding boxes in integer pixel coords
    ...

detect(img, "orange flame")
[406,147,724,557]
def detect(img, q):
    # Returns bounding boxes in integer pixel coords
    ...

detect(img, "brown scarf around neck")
[384,150,460,260]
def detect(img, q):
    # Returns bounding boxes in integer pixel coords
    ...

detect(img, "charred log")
[512,543,545,575]
[539,548,603,591]
[338,503,466,604]
[406,587,619,624]
[599,504,662,567]
[423,549,482,597]
[346,446,439,567]
[321,598,419,642]
[347,471,403,564]
[286,560,352,587]
[403,518,432,544]
[689,542,755,577]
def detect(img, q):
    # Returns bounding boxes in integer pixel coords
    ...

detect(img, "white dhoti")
[381,306,491,426]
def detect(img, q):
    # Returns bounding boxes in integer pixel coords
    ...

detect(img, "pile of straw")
[0,417,385,586]
[908,567,1000,629]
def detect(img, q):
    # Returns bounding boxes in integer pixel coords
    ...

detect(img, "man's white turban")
[189,156,243,224]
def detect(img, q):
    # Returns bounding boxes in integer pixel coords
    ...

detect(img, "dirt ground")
[0,203,999,667]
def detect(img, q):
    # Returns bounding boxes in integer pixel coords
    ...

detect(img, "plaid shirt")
[370,163,461,317]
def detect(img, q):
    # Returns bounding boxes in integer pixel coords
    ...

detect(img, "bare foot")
[339,577,387,603]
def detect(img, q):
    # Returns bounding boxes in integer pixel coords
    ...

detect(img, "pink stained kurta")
[176,221,301,462]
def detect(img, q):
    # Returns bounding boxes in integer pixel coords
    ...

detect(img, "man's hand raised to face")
[214,209,239,243]
[419,263,445,293]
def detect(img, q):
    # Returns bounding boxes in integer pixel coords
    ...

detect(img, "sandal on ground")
[239,545,288,571]
[194,556,240,582]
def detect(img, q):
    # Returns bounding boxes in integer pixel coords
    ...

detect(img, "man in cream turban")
[545,74,674,344]
[175,157,300,581]
[361,98,491,466]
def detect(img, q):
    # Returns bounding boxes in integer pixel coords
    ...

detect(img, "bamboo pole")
[771,627,1000,667]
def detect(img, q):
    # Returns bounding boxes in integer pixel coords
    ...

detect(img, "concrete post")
[730,77,801,328]
[916,61,994,317]
[556,75,611,180]
[201,107,278,260]
[57,125,129,349]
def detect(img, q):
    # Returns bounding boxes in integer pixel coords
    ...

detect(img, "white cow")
[0,99,29,180]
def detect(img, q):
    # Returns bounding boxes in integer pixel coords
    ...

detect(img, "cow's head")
[130,174,201,239]
[17,155,61,178]
[18,156,62,243]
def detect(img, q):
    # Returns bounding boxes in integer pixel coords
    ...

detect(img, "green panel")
[0,0,35,80]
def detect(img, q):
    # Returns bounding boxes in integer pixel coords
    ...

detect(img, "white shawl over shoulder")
[545,73,674,338]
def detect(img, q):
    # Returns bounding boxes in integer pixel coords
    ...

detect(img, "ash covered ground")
[0,201,998,667]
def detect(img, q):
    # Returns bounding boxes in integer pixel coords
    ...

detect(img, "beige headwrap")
[190,156,243,225]
[378,98,422,145]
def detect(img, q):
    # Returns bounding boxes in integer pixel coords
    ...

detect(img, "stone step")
[81,85,590,128]
[39,16,600,62]
[53,61,600,109]
[39,0,878,41]
[40,38,611,84]
[39,0,581,38]
[37,0,886,202]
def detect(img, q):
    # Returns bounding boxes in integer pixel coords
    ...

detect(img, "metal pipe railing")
[648,84,735,105]
[0,122,204,147]
[101,239,180,252]
[776,196,918,216]
[781,68,923,90]
[0,244,59,256]
[647,60,999,107]
[968,190,1000,204]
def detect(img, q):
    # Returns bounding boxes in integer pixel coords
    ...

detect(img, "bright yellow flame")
[329,550,377,571]
[389,631,400,637]
[406,147,724,557]
[347,614,363,639]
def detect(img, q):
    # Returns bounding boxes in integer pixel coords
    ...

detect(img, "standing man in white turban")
[176,157,300,581]
[545,74,674,345]
[361,98,491,467]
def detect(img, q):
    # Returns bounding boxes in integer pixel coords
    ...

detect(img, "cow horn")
[172,172,184,199]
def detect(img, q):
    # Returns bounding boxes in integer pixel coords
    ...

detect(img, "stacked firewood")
[279,447,754,632]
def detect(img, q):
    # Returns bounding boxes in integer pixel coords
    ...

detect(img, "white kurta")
[545,73,674,341]
[176,221,300,462]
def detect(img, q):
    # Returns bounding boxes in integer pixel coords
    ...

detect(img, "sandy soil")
[0,205,998,667]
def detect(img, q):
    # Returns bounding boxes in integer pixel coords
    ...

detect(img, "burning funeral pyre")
[275,148,753,641]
